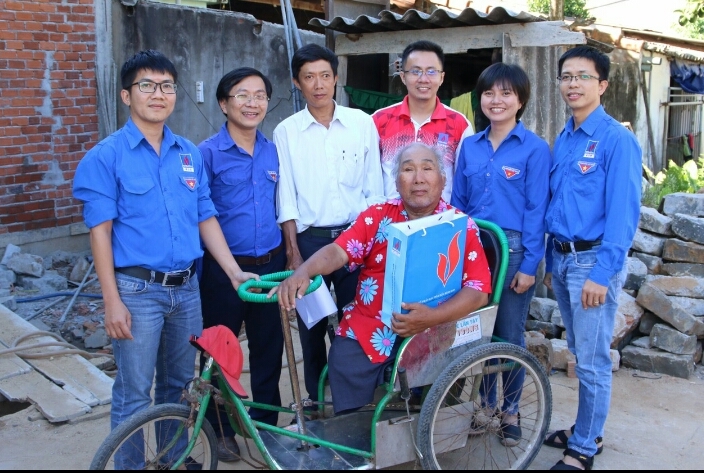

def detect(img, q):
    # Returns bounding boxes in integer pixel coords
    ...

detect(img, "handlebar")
[237,270,324,304]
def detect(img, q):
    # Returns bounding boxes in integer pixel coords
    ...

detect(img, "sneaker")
[216,436,241,462]
[469,407,499,435]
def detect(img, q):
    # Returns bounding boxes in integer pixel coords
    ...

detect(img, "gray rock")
[662,262,704,278]
[638,311,660,335]
[672,213,704,245]
[662,239,704,264]
[72,328,85,339]
[695,342,703,365]
[525,319,562,339]
[0,268,16,289]
[631,336,652,349]
[29,319,52,332]
[84,328,109,349]
[0,296,17,311]
[526,337,553,374]
[550,339,575,371]
[623,289,637,297]
[1,244,22,266]
[631,252,663,275]
[662,192,704,217]
[631,229,667,256]
[623,257,648,290]
[551,308,564,328]
[669,296,704,316]
[639,206,673,235]
[610,349,621,372]
[621,345,695,379]
[69,257,91,284]
[524,331,545,340]
[612,291,644,349]
[43,250,77,271]
[636,283,701,335]
[645,275,704,299]
[19,271,68,293]
[650,323,698,355]
[6,253,44,278]
[529,297,558,323]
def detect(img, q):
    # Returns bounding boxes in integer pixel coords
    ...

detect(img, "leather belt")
[304,225,350,239]
[204,243,283,266]
[554,240,602,254]
[115,263,195,287]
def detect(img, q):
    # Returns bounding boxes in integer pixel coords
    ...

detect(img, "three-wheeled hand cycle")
[90,219,552,470]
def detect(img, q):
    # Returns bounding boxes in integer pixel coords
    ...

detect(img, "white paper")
[451,314,482,348]
[296,283,338,329]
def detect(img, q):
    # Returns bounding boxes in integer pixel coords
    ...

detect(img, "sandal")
[543,424,603,455]
[550,448,593,470]
[499,412,521,447]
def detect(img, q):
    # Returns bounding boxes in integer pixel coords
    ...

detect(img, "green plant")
[675,0,704,39]
[642,158,704,208]
[527,0,590,19]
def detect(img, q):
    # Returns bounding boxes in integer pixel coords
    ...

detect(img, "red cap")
[190,326,248,399]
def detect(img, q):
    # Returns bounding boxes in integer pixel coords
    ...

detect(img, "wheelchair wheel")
[90,403,218,470]
[417,343,551,470]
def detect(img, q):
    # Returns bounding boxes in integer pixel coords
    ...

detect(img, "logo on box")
[391,237,402,256]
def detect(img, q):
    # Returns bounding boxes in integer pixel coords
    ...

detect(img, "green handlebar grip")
[237,270,324,303]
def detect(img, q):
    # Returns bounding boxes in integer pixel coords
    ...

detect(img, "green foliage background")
[642,159,704,209]
[527,0,590,18]
[676,0,704,39]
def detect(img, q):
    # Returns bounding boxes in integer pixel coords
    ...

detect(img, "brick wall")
[0,0,97,235]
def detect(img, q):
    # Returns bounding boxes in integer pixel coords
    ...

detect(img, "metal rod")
[279,306,309,448]
[59,261,95,325]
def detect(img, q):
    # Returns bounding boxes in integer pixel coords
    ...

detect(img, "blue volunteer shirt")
[545,105,642,286]
[198,124,281,257]
[451,121,551,276]
[73,118,217,272]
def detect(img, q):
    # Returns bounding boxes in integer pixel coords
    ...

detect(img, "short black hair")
[121,49,178,90]
[475,63,531,121]
[558,45,610,81]
[401,40,445,69]
[291,44,338,81]
[216,67,273,110]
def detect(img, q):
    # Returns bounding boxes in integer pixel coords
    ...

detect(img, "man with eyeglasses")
[197,67,283,462]
[373,40,474,201]
[274,43,385,408]
[73,50,257,469]
[542,45,642,471]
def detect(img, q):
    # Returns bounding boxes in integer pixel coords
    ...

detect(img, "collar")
[124,117,177,152]
[398,96,446,121]
[472,121,527,144]
[566,105,606,137]
[388,197,451,220]
[299,101,349,131]
[215,122,267,152]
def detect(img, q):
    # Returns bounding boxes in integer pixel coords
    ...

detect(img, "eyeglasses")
[403,68,443,78]
[557,74,601,84]
[130,81,177,94]
[228,94,270,104]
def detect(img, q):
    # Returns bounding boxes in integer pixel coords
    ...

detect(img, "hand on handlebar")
[267,269,311,311]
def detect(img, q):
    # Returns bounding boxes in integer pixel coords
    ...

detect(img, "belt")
[554,240,602,254]
[304,225,350,239]
[204,243,283,266]
[115,263,195,287]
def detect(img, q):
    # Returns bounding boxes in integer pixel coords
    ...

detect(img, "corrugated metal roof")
[643,42,704,63]
[308,6,542,34]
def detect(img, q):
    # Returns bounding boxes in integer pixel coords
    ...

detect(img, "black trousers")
[199,250,285,436]
[296,231,360,401]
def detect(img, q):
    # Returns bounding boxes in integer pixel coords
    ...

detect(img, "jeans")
[482,231,534,415]
[111,272,203,469]
[550,248,625,457]
[199,250,285,435]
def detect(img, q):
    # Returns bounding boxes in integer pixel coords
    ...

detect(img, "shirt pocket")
[462,163,485,193]
[262,168,278,203]
[217,169,250,208]
[571,161,601,196]
[119,177,158,218]
[338,149,363,188]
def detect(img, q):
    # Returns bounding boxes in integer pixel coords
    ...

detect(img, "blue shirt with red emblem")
[451,121,551,276]
[198,124,281,257]
[73,118,217,272]
[545,105,642,286]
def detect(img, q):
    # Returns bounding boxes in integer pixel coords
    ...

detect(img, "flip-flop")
[543,425,603,455]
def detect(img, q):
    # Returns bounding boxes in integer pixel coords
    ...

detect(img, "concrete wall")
[109,1,325,144]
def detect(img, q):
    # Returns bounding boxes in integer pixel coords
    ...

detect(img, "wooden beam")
[335,21,586,55]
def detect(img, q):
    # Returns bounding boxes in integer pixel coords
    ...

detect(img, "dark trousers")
[199,251,285,436]
[296,231,360,401]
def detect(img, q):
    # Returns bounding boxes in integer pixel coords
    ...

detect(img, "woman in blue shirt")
[451,62,551,447]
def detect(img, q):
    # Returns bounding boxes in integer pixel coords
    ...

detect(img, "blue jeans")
[482,231,534,415]
[550,248,625,457]
[111,272,203,469]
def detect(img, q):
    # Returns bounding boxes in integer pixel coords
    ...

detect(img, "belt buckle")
[162,270,188,287]
[331,229,343,239]
[259,253,272,265]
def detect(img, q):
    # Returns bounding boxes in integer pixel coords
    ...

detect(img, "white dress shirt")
[275,102,385,233]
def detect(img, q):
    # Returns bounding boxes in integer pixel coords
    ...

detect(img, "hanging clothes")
[449,91,475,130]
[670,60,704,94]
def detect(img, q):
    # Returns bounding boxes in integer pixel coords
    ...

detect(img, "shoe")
[499,412,521,447]
[550,448,593,470]
[157,456,202,470]
[469,407,499,435]
[216,436,241,463]
[543,424,603,455]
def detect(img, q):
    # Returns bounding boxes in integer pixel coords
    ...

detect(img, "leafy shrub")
[642,158,704,209]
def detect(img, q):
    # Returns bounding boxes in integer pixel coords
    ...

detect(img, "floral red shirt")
[334,199,492,364]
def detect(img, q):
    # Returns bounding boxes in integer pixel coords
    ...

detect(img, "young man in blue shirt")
[197,67,283,461]
[542,46,642,470]
[73,50,256,469]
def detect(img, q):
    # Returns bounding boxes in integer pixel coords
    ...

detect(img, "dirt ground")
[1,334,704,470]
